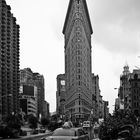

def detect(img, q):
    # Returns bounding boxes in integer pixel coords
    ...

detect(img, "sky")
[6,0,140,113]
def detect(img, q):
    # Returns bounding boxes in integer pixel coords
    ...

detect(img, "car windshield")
[52,128,76,136]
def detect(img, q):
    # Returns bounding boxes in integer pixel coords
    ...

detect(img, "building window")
[79,107,81,112]
[78,69,81,73]
[134,102,136,108]
[76,32,80,36]
[78,75,81,79]
[137,102,139,107]
[76,44,79,49]
[78,63,80,67]
[134,96,136,100]
[76,27,81,31]
[78,81,81,85]
[79,94,80,98]
[134,74,138,79]
[77,56,82,61]
[77,50,80,55]
[135,82,138,87]
[77,38,81,42]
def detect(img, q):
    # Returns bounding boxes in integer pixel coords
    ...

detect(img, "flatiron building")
[63,0,93,122]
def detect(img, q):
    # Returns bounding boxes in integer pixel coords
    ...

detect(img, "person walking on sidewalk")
[93,122,99,139]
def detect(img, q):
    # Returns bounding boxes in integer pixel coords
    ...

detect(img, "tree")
[28,115,38,129]
[41,117,50,128]
[5,114,21,130]
[0,114,22,138]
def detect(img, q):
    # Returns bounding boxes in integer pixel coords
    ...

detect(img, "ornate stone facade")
[63,0,93,122]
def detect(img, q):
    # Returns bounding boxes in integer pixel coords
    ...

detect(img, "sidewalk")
[18,130,52,140]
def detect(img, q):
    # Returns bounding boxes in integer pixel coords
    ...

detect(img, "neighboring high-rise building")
[33,73,45,118]
[120,65,130,102]
[20,68,33,84]
[63,0,93,122]
[118,65,131,111]
[99,95,103,118]
[91,74,101,119]
[0,0,20,121]
[129,69,140,117]
[114,98,120,112]
[43,100,50,119]
[20,68,45,118]
[117,66,140,117]
[103,101,109,120]
[56,74,66,117]
[20,69,38,117]
[19,86,37,117]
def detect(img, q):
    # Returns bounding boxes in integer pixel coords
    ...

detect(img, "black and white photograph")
[0,0,140,139]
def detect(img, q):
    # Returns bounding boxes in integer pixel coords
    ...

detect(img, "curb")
[19,132,52,140]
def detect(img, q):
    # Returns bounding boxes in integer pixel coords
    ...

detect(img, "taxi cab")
[41,122,89,140]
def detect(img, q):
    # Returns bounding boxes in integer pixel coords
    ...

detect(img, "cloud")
[88,0,140,55]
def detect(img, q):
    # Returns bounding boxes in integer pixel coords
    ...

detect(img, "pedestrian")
[63,120,73,128]
[93,122,99,138]
[68,120,73,128]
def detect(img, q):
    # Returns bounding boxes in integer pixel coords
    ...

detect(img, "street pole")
[90,109,93,140]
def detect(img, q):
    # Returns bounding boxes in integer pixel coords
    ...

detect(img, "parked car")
[39,127,46,133]
[41,127,89,140]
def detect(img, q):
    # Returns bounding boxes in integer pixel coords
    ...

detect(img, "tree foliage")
[5,114,21,130]
[41,117,50,127]
[28,115,38,129]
